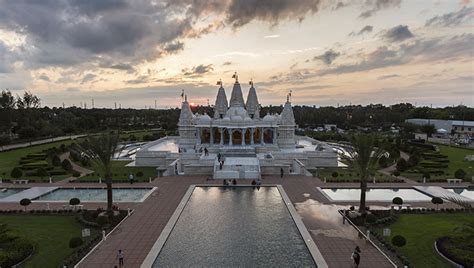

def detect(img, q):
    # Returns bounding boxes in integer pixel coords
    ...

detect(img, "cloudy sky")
[0,0,473,108]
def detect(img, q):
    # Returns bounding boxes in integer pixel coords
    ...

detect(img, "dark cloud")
[382,25,414,42]
[313,49,341,64]
[125,75,152,85]
[224,0,322,28]
[425,6,474,27]
[320,33,473,76]
[378,74,400,80]
[182,64,214,76]
[81,73,97,84]
[223,61,232,66]
[38,74,50,81]
[359,0,402,18]
[349,25,373,36]
[333,2,348,10]
[107,63,135,71]
[163,41,185,54]
[0,0,329,71]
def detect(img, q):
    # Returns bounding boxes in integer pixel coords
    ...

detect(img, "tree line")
[1,90,472,145]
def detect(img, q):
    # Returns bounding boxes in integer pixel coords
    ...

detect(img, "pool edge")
[141,185,195,268]
[277,185,329,268]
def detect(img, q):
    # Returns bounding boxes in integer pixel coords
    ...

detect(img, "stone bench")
[12,179,29,184]
[447,179,462,183]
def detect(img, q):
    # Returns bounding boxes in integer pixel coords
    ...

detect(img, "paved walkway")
[0,177,470,267]
[78,176,395,268]
[0,135,86,152]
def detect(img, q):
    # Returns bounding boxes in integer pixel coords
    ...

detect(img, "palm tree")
[343,134,384,214]
[79,132,120,213]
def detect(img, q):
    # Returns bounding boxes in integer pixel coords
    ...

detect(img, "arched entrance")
[223,129,230,145]
[201,128,210,144]
[244,129,251,145]
[213,128,221,144]
[232,129,242,145]
[263,128,273,144]
[253,128,261,144]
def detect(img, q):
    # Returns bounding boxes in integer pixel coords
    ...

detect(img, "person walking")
[117,249,125,267]
[351,246,361,267]
[280,168,284,178]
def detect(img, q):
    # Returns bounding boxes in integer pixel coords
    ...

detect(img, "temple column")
[241,128,245,145]
[197,127,201,145]
[210,127,214,144]
[229,129,233,146]
[260,128,264,145]
[250,128,254,145]
[273,128,277,144]
[220,128,224,145]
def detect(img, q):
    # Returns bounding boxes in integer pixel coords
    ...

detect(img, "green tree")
[10,167,22,179]
[79,133,120,213]
[343,134,384,214]
[455,169,466,180]
[421,124,436,137]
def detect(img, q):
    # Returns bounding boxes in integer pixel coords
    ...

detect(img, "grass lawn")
[0,139,79,181]
[0,214,98,268]
[314,168,400,182]
[437,144,474,176]
[375,214,474,268]
[79,160,157,181]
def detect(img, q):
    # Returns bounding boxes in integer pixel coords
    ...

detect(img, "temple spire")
[246,79,260,118]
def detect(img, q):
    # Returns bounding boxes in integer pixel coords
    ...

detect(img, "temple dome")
[263,113,277,122]
[225,106,250,121]
[196,113,211,124]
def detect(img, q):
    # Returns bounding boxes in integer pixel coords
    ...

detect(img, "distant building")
[406,119,474,134]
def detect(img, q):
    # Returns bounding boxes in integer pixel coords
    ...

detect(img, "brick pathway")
[77,176,397,268]
[1,176,469,267]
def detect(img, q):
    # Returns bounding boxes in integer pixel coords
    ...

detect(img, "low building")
[406,119,474,134]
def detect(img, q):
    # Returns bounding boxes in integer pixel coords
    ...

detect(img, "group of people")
[222,179,237,186]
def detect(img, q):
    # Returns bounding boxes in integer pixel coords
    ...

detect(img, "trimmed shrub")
[70,198,80,206]
[61,159,73,171]
[36,167,49,178]
[72,171,81,177]
[136,171,144,178]
[396,158,408,172]
[431,197,443,209]
[52,154,61,167]
[20,198,31,211]
[331,171,339,178]
[392,235,407,247]
[393,170,400,177]
[454,169,466,180]
[366,213,377,225]
[69,237,83,248]
[392,197,403,206]
[11,167,23,179]
[97,215,109,226]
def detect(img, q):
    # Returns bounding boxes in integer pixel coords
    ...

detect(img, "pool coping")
[30,187,157,203]
[141,185,195,268]
[317,186,435,203]
[141,185,328,268]
[277,185,328,268]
